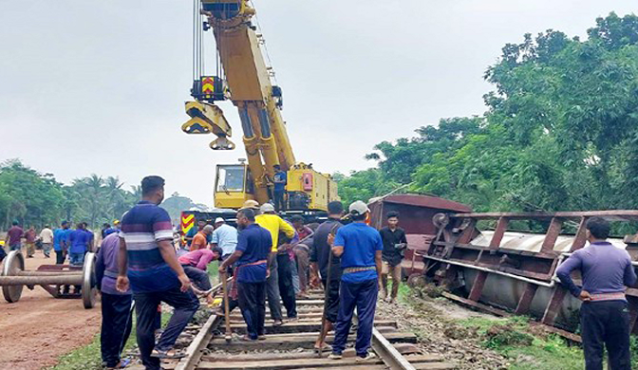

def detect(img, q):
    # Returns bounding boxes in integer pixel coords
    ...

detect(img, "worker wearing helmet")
[255,202,296,325]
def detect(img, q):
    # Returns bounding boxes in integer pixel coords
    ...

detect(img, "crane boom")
[182,0,338,213]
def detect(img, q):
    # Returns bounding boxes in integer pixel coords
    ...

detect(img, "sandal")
[150,348,187,359]
[313,343,333,351]
[107,358,131,369]
[240,335,257,341]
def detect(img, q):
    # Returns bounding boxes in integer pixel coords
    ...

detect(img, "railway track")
[140,283,456,370]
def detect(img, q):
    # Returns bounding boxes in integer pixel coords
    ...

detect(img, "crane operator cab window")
[216,165,246,193]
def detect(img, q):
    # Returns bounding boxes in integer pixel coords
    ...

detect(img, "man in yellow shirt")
[255,203,295,325]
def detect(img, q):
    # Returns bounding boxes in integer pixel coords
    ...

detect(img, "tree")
[339,13,638,218]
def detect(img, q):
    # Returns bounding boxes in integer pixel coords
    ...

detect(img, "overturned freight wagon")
[367,194,472,277]
[416,210,638,337]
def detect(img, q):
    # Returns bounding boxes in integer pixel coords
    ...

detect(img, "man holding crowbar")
[219,208,272,341]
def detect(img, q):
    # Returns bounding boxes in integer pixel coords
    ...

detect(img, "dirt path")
[0,251,101,370]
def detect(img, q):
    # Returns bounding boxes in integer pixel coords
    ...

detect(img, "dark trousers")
[0,247,6,262]
[322,278,341,323]
[238,281,267,340]
[580,300,631,370]
[277,254,297,318]
[55,250,65,265]
[183,265,212,291]
[134,288,200,370]
[266,255,283,321]
[101,293,133,367]
[274,191,286,212]
[333,278,378,357]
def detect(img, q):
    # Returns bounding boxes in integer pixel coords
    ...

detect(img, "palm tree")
[73,175,105,227]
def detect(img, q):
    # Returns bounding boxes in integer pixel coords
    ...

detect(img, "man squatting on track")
[557,217,637,370]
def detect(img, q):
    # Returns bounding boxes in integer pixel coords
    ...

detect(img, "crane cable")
[192,0,205,80]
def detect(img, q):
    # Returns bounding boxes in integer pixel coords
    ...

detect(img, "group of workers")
[2,220,104,265]
[92,175,409,369]
[13,173,635,370]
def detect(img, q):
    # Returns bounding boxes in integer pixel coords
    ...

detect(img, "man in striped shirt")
[117,176,199,369]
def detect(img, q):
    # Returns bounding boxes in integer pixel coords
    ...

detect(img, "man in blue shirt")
[557,217,637,370]
[69,223,91,266]
[272,164,287,212]
[329,201,383,361]
[96,232,132,369]
[117,176,199,368]
[219,208,272,341]
[53,221,71,265]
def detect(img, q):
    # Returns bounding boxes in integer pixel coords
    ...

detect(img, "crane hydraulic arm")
[181,0,338,212]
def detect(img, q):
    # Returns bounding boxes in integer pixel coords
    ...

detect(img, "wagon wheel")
[2,251,25,303]
[82,252,98,309]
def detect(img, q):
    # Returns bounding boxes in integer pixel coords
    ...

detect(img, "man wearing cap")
[190,225,214,251]
[53,221,71,264]
[329,201,383,362]
[212,217,238,266]
[255,202,296,325]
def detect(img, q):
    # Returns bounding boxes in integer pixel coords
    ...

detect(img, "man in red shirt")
[179,247,222,305]
[5,221,24,252]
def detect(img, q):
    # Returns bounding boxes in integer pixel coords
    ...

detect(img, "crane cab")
[214,163,254,209]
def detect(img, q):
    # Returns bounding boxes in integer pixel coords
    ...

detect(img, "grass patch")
[50,310,173,370]
[459,316,584,370]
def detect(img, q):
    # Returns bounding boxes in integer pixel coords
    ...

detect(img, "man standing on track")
[5,221,23,252]
[378,211,408,304]
[219,208,272,341]
[185,220,209,248]
[53,221,71,264]
[256,202,296,325]
[311,201,344,351]
[117,176,199,368]
[96,232,132,370]
[329,201,383,362]
[557,217,637,370]
[211,217,238,265]
[39,225,54,259]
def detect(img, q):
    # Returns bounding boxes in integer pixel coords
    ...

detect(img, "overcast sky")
[0,1,635,205]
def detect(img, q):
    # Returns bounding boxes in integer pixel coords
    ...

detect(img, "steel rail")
[371,327,416,370]
[175,278,229,370]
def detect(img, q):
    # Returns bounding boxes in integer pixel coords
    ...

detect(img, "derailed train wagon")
[393,205,638,337]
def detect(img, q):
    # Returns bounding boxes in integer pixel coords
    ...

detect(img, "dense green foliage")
[338,13,638,214]
[0,159,203,230]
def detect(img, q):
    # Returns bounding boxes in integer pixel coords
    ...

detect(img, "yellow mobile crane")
[181,0,338,214]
